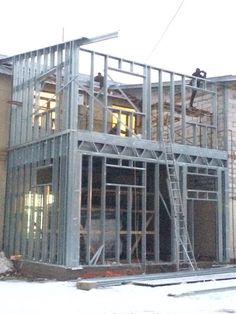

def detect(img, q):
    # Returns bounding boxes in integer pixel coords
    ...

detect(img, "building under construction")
[1,34,230,274]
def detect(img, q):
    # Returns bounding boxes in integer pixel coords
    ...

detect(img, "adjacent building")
[0,58,11,249]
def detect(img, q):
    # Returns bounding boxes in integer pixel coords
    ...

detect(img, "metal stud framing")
[2,35,229,268]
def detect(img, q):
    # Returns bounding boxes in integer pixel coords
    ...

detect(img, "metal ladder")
[163,140,197,271]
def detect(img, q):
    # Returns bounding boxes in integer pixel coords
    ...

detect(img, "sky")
[1,278,236,314]
[1,0,236,77]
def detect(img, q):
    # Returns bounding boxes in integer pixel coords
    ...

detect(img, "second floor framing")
[3,38,228,152]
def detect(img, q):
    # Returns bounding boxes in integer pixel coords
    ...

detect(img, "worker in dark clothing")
[94,72,104,89]
[189,68,207,107]
[109,124,118,135]
[109,124,127,136]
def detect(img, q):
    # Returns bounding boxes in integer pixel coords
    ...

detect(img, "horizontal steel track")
[77,266,236,290]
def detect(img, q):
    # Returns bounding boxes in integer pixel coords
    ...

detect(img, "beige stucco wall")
[0,73,11,247]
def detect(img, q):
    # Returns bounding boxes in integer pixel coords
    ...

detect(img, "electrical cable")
[146,0,185,61]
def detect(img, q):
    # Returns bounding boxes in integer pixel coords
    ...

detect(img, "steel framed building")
[2,35,229,271]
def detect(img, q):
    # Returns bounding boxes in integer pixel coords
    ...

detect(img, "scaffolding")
[2,35,229,270]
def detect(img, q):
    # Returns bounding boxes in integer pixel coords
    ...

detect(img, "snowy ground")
[1,278,236,314]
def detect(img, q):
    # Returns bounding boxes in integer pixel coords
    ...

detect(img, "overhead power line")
[146,0,185,61]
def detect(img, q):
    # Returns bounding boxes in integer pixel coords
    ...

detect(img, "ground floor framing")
[3,132,229,269]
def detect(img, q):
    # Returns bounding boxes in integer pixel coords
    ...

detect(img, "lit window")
[111,105,136,136]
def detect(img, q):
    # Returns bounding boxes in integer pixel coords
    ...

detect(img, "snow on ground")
[1,278,236,314]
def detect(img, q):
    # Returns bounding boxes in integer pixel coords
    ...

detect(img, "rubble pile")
[0,252,14,275]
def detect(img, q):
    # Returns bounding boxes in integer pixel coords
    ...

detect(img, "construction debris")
[0,252,14,275]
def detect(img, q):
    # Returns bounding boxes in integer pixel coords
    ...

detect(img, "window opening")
[33,91,56,130]
[111,105,136,136]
